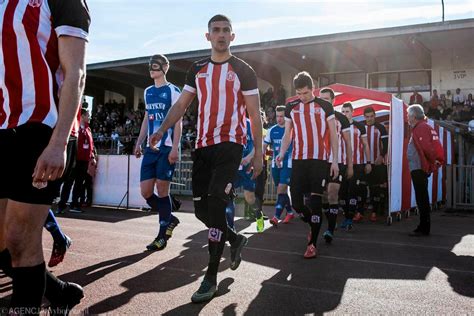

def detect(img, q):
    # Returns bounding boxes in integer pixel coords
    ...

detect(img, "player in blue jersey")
[226,119,265,232]
[134,54,183,251]
[263,106,295,226]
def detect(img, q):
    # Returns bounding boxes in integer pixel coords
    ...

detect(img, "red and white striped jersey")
[346,120,367,165]
[183,56,258,149]
[366,122,388,163]
[0,0,90,129]
[329,111,350,164]
[285,97,335,160]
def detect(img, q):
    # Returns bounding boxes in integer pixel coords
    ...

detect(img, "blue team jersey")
[144,83,181,149]
[264,124,292,168]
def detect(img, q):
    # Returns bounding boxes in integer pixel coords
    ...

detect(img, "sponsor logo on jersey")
[226,71,236,82]
[159,92,167,99]
[28,0,42,7]
[148,114,155,121]
[197,73,209,78]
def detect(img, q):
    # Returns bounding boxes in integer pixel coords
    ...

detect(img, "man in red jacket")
[406,104,445,236]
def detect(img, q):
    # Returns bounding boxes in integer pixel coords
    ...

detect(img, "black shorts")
[0,123,69,205]
[291,159,329,195]
[191,142,243,201]
[328,163,346,185]
[367,164,388,186]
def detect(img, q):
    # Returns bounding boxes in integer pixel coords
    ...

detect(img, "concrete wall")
[104,90,126,104]
[432,48,474,96]
[133,86,145,110]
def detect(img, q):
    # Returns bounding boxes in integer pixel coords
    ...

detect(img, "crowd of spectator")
[410,88,474,123]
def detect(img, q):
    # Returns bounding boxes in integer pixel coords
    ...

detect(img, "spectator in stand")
[430,89,440,108]
[277,84,287,105]
[451,104,463,122]
[465,93,474,107]
[453,88,465,106]
[409,90,423,105]
[445,90,453,108]
[460,104,474,122]
[265,106,276,128]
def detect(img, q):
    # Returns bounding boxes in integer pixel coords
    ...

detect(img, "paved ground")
[1,200,473,315]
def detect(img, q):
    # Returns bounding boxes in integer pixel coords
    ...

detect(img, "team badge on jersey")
[28,0,42,7]
[226,71,236,82]
[148,114,155,121]
[159,92,167,99]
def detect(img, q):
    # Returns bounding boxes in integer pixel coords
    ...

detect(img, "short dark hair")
[150,54,169,65]
[293,71,313,90]
[342,102,353,110]
[208,14,232,29]
[276,105,286,112]
[320,87,335,100]
[364,107,375,115]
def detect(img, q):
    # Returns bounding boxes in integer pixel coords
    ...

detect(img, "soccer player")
[318,88,353,243]
[263,106,294,226]
[0,0,90,313]
[225,119,265,232]
[134,54,182,252]
[353,107,388,222]
[277,72,339,259]
[340,102,372,230]
[149,15,263,303]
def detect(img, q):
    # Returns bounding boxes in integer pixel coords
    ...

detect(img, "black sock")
[309,195,323,246]
[327,204,338,233]
[205,196,227,284]
[227,226,237,244]
[10,262,46,313]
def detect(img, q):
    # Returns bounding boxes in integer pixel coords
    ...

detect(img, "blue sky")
[86,0,474,64]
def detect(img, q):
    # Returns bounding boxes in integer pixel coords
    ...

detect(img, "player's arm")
[168,118,182,164]
[342,130,353,179]
[242,147,255,166]
[134,112,148,158]
[328,117,339,179]
[278,119,293,167]
[33,36,87,183]
[375,123,388,165]
[361,135,372,174]
[245,94,263,179]
[150,90,195,147]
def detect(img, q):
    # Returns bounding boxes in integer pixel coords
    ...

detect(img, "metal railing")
[170,160,278,202]
[452,164,474,210]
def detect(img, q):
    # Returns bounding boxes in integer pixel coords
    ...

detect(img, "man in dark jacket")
[406,104,445,236]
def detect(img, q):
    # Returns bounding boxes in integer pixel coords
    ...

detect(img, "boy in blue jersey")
[263,106,294,226]
[134,54,183,251]
[226,119,265,232]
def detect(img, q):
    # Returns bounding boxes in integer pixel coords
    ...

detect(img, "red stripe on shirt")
[3,0,22,128]
[23,5,50,124]
[205,64,222,146]
[196,64,209,148]
[220,64,235,143]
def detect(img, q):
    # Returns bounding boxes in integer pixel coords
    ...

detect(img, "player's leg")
[69,160,88,213]
[280,167,294,223]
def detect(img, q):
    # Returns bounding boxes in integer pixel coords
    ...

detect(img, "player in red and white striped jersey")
[277,72,339,259]
[358,107,389,223]
[149,14,263,303]
[340,102,372,230]
[319,88,352,243]
[0,0,90,312]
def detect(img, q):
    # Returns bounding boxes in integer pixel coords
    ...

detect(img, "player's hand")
[149,130,164,151]
[241,155,252,167]
[168,148,179,165]
[365,163,372,174]
[346,165,354,179]
[374,156,383,165]
[134,144,142,158]
[330,162,339,180]
[249,153,263,180]
[275,154,283,168]
[32,143,66,186]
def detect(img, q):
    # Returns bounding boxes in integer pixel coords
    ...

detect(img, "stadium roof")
[85,18,474,99]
